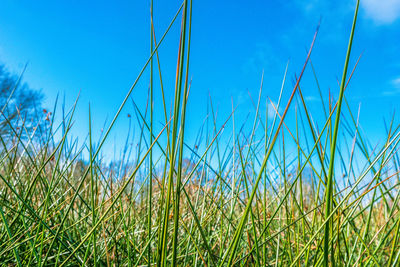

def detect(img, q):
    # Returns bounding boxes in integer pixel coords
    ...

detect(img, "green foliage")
[1,1,400,266]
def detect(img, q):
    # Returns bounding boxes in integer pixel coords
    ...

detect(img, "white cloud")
[383,76,400,95]
[362,0,400,24]
[392,77,400,88]
[305,96,319,102]
[266,100,284,119]
[242,42,281,74]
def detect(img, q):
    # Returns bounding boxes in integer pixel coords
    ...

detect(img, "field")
[1,0,400,266]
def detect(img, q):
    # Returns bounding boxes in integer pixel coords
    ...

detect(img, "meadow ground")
[1,0,400,266]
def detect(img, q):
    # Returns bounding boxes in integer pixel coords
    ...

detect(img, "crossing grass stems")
[2,0,400,266]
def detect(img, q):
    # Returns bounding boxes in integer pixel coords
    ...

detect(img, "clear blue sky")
[0,0,399,157]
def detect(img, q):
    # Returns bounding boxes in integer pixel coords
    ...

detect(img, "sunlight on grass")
[1,0,400,266]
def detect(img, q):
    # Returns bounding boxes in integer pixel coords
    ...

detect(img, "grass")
[1,0,400,266]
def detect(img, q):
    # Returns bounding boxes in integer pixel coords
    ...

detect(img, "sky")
[0,0,399,159]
